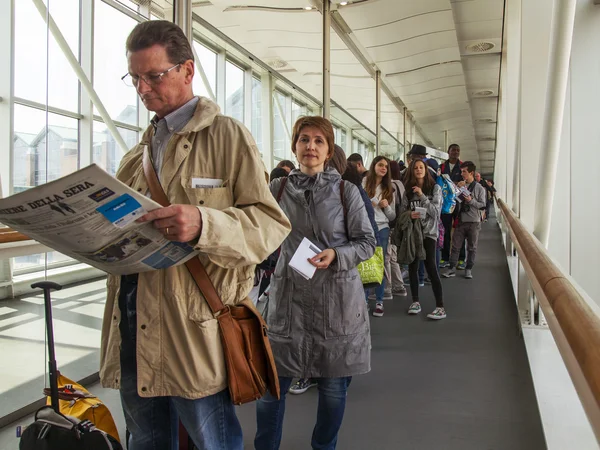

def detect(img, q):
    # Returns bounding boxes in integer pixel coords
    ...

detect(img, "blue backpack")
[437,175,457,214]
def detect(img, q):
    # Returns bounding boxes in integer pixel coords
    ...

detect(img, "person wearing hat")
[400,144,427,182]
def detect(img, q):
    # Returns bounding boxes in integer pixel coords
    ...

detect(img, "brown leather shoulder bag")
[141,147,279,405]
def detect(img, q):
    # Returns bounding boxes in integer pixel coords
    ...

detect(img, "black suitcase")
[19,281,123,450]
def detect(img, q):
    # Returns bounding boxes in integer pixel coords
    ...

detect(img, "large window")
[93,122,138,176]
[14,0,80,111]
[94,1,139,126]
[192,42,217,100]
[273,91,291,161]
[225,61,244,122]
[252,77,263,153]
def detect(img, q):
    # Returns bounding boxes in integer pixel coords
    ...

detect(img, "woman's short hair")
[291,116,335,159]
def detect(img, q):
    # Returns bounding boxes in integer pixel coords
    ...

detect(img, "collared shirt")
[150,97,199,175]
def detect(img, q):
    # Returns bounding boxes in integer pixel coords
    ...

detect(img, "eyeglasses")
[121,63,181,87]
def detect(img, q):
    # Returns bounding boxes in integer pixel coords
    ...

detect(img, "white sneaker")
[427,307,447,320]
[383,292,393,300]
[465,269,473,279]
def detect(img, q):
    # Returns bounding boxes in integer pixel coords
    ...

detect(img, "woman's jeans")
[365,227,390,303]
[409,238,444,308]
[255,376,352,450]
[119,275,243,450]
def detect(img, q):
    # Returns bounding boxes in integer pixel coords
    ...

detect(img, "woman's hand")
[412,186,423,197]
[378,199,389,209]
[308,249,336,270]
[410,211,421,219]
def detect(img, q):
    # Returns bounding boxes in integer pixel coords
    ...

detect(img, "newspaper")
[0,164,198,275]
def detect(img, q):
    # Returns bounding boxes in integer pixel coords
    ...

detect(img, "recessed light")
[304,6,313,10]
[340,1,349,5]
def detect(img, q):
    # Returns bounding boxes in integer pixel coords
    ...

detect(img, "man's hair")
[126,21,194,64]
[328,145,347,175]
[276,160,296,171]
[291,116,335,160]
[448,143,460,151]
[347,153,364,164]
[341,164,362,187]
[270,167,288,182]
[460,161,476,174]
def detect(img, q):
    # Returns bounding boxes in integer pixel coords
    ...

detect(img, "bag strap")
[339,180,349,238]
[142,146,226,315]
[276,177,288,203]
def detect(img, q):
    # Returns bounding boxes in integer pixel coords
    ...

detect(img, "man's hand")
[457,181,466,188]
[464,195,472,203]
[137,205,202,242]
[308,249,337,270]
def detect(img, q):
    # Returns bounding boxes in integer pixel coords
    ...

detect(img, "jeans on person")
[365,227,389,303]
[450,222,482,270]
[255,376,352,450]
[409,238,444,308]
[441,214,465,261]
[118,274,243,450]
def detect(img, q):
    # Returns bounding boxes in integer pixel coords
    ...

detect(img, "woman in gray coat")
[255,116,376,450]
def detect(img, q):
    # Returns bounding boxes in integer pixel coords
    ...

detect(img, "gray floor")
[0,217,547,449]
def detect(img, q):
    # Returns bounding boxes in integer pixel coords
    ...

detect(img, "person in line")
[100,21,291,450]
[250,167,290,305]
[255,116,376,450]
[385,160,407,296]
[442,161,487,280]
[439,143,465,269]
[277,160,296,173]
[417,159,443,285]
[288,144,348,396]
[363,156,396,317]
[484,179,496,221]
[346,153,368,177]
[400,144,427,181]
[402,160,445,320]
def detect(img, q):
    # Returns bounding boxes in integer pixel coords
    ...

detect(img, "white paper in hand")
[288,237,322,280]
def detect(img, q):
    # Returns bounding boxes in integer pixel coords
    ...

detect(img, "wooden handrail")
[0,228,32,244]
[497,198,600,442]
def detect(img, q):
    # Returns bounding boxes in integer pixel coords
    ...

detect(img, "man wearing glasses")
[100,21,291,449]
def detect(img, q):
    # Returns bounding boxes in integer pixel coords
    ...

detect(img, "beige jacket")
[99,97,291,399]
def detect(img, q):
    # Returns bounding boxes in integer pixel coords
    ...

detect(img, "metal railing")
[496,198,600,443]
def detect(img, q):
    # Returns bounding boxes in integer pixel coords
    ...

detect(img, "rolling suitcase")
[19,281,123,450]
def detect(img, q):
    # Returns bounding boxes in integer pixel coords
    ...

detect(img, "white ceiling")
[192,0,503,175]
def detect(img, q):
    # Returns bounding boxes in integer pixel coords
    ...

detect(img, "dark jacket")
[393,211,426,264]
[440,160,463,184]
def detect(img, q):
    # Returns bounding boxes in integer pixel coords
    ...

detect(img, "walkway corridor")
[236,217,547,449]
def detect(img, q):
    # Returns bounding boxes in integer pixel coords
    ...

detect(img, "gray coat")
[267,167,376,378]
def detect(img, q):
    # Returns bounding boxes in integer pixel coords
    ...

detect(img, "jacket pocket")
[323,273,367,339]
[180,177,232,210]
[265,275,292,337]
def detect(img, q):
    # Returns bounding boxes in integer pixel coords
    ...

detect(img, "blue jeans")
[365,227,390,303]
[255,376,352,450]
[119,275,243,450]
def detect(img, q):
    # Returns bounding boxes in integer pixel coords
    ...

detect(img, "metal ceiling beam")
[322,0,331,119]
[315,2,434,147]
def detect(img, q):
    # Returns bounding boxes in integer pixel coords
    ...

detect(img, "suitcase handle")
[31,281,63,412]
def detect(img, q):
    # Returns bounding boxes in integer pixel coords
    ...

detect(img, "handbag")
[339,182,384,288]
[357,246,384,289]
[142,147,279,405]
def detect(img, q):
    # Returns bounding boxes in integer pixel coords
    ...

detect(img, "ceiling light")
[474,90,495,97]
[304,6,313,10]
[340,1,349,4]
[465,41,495,53]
